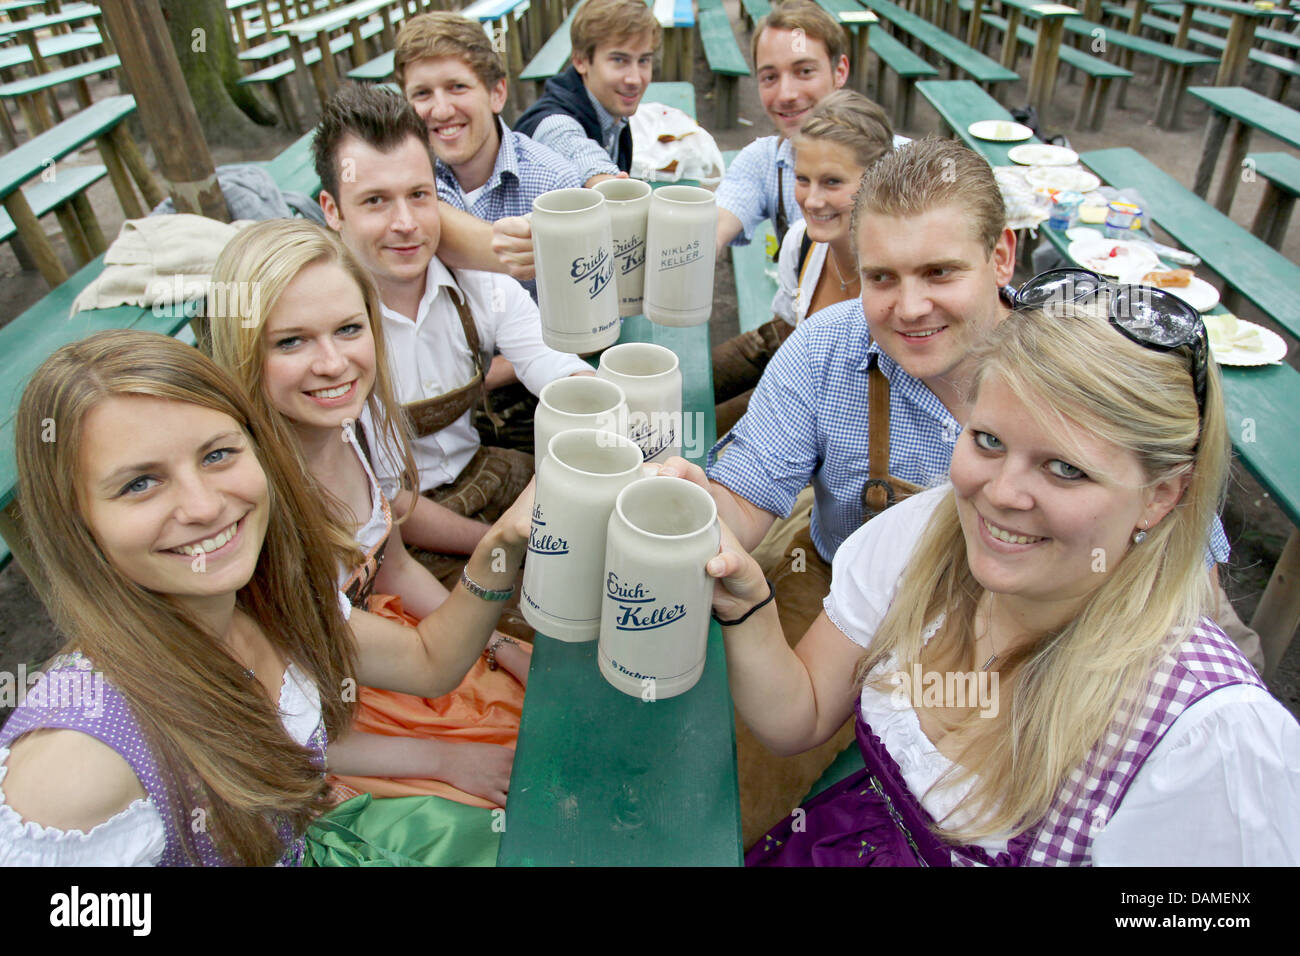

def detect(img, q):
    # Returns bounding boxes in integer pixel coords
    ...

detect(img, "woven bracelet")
[711,578,776,627]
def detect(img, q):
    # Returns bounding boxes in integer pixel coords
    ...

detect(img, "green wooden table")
[1156,0,1274,84]
[499,86,743,866]
[916,78,1045,166]
[1189,85,1300,215]
[275,0,404,113]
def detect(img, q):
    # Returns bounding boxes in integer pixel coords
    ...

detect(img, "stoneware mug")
[594,178,652,317]
[595,342,682,464]
[642,184,717,327]
[534,376,628,468]
[521,429,646,642]
[598,476,720,699]
[531,187,621,353]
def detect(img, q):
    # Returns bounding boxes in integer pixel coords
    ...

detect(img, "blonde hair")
[855,304,1228,844]
[395,11,507,93]
[793,89,894,171]
[14,331,358,865]
[853,137,1006,255]
[570,0,662,63]
[207,219,419,573]
[753,0,848,68]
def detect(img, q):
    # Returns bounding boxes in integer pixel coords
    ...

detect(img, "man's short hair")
[312,83,432,201]
[570,0,663,63]
[852,138,1006,255]
[752,0,848,68]
[394,12,507,93]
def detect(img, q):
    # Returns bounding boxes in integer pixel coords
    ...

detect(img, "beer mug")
[534,376,628,467]
[531,188,621,353]
[595,342,682,464]
[594,178,652,317]
[642,185,717,327]
[598,477,720,699]
[521,429,645,642]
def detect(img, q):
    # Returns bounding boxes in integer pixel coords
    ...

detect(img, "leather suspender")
[861,359,924,521]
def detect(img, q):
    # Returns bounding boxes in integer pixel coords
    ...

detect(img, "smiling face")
[755,27,848,138]
[319,133,440,301]
[262,259,376,434]
[403,55,506,192]
[793,137,863,246]
[950,375,1170,614]
[857,204,1015,402]
[573,33,656,118]
[77,396,269,612]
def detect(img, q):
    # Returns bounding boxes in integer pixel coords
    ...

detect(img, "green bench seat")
[0,54,119,100]
[0,163,107,268]
[346,48,394,82]
[739,0,772,30]
[867,27,938,128]
[980,13,1131,129]
[520,0,585,89]
[698,7,749,128]
[864,0,1019,88]
[0,28,105,72]
[1245,151,1300,249]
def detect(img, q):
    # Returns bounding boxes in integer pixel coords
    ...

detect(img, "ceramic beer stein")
[521,429,645,642]
[531,188,621,353]
[594,178,652,318]
[642,185,717,327]
[595,342,682,464]
[534,376,628,467]
[598,477,720,699]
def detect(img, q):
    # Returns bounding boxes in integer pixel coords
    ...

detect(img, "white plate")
[1024,165,1101,193]
[968,120,1034,142]
[1162,275,1221,313]
[1068,238,1161,277]
[1007,143,1079,166]
[1207,319,1288,366]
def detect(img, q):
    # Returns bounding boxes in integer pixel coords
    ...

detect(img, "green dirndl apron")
[304,793,501,867]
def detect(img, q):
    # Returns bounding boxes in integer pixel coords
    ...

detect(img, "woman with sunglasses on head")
[706,296,1300,865]
[713,91,896,434]
[208,219,529,812]
[0,331,532,865]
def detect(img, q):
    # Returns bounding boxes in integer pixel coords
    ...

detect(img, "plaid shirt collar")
[435,115,518,197]
[586,89,626,159]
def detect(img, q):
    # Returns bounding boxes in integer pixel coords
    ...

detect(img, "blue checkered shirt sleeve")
[716,138,790,247]
[531,114,618,184]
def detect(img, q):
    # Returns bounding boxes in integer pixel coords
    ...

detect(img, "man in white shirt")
[313,83,591,583]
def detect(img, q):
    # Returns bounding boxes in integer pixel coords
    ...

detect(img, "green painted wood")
[1082,146,1300,340]
[521,0,586,80]
[720,150,781,334]
[0,54,119,99]
[864,0,1020,83]
[642,80,695,114]
[0,28,103,71]
[1189,85,1300,150]
[262,128,320,196]
[0,163,107,245]
[982,13,1133,77]
[916,79,1045,166]
[802,739,865,802]
[870,26,940,79]
[699,8,750,76]
[1161,0,1273,17]
[1060,16,1220,65]
[347,48,394,81]
[0,95,134,202]
[996,0,1080,20]
[740,0,773,22]
[238,21,381,84]
[1248,151,1300,195]
[238,35,292,62]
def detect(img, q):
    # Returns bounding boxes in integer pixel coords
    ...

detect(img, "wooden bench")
[346,48,394,82]
[916,78,1045,165]
[868,24,939,128]
[1189,85,1300,215]
[0,28,107,145]
[697,5,749,128]
[739,0,772,31]
[520,0,585,96]
[864,0,1019,96]
[1244,151,1300,250]
[0,53,119,139]
[979,13,1133,129]
[0,163,107,270]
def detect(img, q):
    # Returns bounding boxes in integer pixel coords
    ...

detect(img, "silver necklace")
[827,247,859,292]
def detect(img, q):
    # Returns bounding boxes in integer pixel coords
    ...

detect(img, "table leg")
[1216,14,1257,87]
[348,21,366,69]
[1090,76,1112,130]
[851,25,869,94]
[1212,120,1251,214]
[1251,527,1300,680]
[316,31,341,99]
[70,191,106,255]
[1174,3,1193,48]
[287,34,320,124]
[1248,181,1293,250]
[1000,9,1023,71]
[1075,75,1096,129]
[966,0,983,50]
[2,189,67,286]
[0,99,17,149]
[1032,19,1066,118]
[1192,111,1229,198]
[507,18,526,116]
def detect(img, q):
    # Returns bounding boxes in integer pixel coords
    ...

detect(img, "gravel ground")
[1,6,1297,723]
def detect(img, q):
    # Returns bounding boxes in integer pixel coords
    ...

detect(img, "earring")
[1132,520,1149,545]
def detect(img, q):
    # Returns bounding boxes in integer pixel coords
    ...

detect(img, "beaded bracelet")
[460,567,514,602]
[485,634,519,671]
[711,578,776,627]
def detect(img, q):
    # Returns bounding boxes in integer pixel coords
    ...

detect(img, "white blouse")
[824,485,1300,866]
[0,663,322,866]
[770,220,826,328]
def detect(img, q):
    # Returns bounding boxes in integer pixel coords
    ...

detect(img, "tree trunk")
[155,0,281,148]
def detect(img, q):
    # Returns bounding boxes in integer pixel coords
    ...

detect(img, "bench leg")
[1249,182,1294,250]
[53,203,93,267]
[109,124,165,211]
[1074,75,1096,130]
[1251,527,1300,681]
[1193,112,1230,199]
[1213,121,1251,214]
[270,76,303,133]
[1089,77,1112,131]
[1115,49,1136,109]
[716,75,737,130]
[0,100,17,150]
[70,192,107,256]
[8,233,37,272]
[899,78,916,130]
[1155,62,1179,129]
[95,132,146,220]
[1269,71,1292,105]
[2,190,67,287]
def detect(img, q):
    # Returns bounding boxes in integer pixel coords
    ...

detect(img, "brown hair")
[752,0,848,69]
[394,11,507,93]
[852,137,1006,254]
[313,82,431,201]
[14,330,357,865]
[793,89,893,170]
[570,0,662,63]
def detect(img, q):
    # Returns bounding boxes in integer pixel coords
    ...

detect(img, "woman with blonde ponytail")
[0,331,531,865]
[705,301,1300,865]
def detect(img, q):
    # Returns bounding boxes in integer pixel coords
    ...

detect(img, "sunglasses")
[1010,268,1209,420]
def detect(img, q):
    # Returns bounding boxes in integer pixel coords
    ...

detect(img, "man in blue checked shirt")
[661,138,1258,847]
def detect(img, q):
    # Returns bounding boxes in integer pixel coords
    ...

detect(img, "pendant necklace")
[827,246,859,292]
[979,595,999,672]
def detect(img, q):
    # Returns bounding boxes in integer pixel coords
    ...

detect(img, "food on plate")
[1142,269,1193,288]
[1204,313,1264,352]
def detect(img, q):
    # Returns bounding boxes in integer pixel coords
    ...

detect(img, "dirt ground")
[1,5,1297,722]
